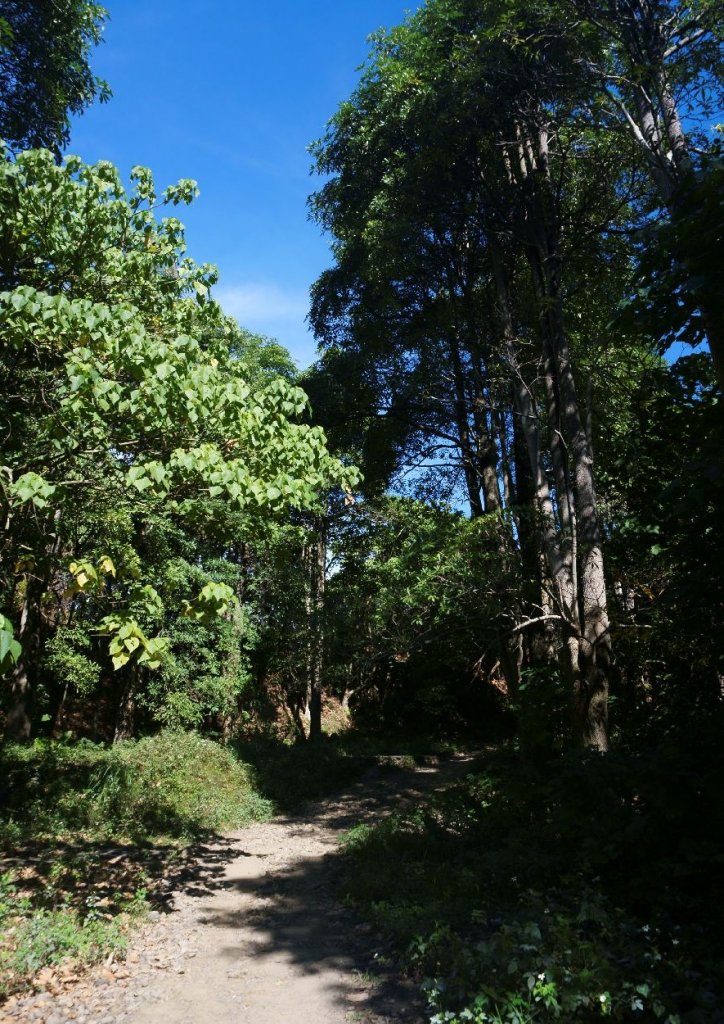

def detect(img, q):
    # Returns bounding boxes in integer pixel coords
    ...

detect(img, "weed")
[0,731,274,1001]
[0,869,138,1000]
[339,744,724,1022]
[0,731,273,845]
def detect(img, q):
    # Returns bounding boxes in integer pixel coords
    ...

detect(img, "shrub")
[89,731,273,838]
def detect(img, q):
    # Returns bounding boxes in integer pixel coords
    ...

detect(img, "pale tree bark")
[504,122,612,749]
[488,245,565,705]
[304,517,326,743]
[594,0,724,390]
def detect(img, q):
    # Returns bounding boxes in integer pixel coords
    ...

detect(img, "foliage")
[0,3,722,1015]
[0,0,110,154]
[90,731,273,838]
[340,738,724,1022]
[0,146,356,739]
[0,869,139,1000]
[323,498,512,735]
[0,615,20,674]
[0,732,272,844]
[234,734,371,810]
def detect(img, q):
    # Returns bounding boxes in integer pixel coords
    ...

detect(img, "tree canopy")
[0,1,110,154]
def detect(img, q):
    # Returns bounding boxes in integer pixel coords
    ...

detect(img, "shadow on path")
[186,755,479,1023]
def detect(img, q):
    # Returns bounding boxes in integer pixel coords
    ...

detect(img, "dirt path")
[6,753,477,1024]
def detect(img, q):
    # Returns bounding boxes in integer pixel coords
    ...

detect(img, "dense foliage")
[0,146,356,741]
[0,0,110,153]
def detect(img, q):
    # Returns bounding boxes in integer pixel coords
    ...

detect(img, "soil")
[2,753,478,1024]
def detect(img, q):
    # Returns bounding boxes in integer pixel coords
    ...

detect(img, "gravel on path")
[2,753,477,1024]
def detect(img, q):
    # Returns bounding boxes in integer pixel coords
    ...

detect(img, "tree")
[308,0,650,749]
[0,148,357,739]
[0,1,110,154]
[555,0,724,386]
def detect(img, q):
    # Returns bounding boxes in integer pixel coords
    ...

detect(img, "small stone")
[148,911,160,922]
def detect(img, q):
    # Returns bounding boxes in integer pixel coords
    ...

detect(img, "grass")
[0,731,274,846]
[338,741,724,1023]
[0,730,275,1002]
[0,868,143,1000]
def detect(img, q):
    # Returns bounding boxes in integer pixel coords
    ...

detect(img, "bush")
[339,744,724,1023]
[0,732,273,999]
[91,731,273,838]
[0,731,273,844]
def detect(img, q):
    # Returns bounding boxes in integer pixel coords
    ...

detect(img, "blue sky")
[69,1,421,369]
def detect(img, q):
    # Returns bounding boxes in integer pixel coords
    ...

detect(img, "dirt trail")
[7,753,477,1024]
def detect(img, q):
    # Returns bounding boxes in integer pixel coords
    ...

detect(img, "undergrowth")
[0,869,144,1000]
[234,730,462,811]
[340,741,724,1023]
[0,730,273,845]
[0,727,469,1002]
[0,730,273,1001]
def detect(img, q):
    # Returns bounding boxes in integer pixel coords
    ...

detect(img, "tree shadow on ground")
[0,833,245,918]
[210,851,426,1023]
[179,757,480,1023]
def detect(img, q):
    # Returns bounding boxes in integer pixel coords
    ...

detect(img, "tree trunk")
[508,121,611,749]
[306,518,326,743]
[540,262,611,751]
[4,576,44,741]
[113,667,137,744]
[449,336,484,517]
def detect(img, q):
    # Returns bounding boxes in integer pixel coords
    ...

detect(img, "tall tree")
[309,0,650,748]
[0,149,356,739]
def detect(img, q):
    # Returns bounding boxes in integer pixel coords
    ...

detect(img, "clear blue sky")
[69,1,421,369]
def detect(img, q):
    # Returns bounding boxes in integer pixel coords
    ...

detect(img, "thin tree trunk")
[113,666,137,744]
[449,336,484,517]
[307,518,326,743]
[4,576,43,741]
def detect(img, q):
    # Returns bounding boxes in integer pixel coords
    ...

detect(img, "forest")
[0,0,722,1022]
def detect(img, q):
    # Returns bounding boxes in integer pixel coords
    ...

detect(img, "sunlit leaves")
[0,614,21,673]
[10,472,56,509]
[0,146,358,692]
[181,582,237,625]
[100,614,169,672]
